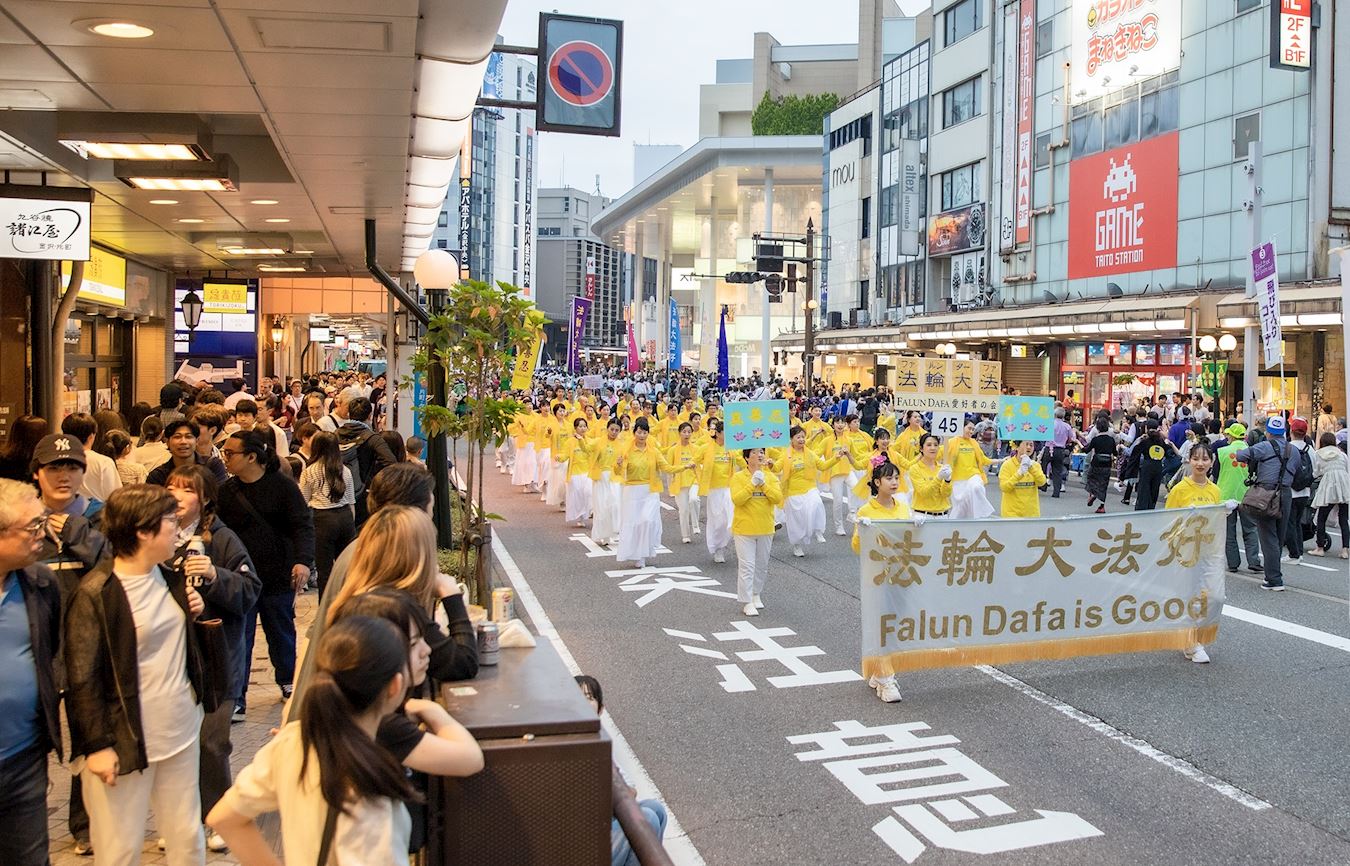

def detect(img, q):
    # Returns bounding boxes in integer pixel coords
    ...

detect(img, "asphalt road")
[476,455,1350,866]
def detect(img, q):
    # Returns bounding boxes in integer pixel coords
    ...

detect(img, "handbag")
[192,617,230,714]
[1239,443,1289,519]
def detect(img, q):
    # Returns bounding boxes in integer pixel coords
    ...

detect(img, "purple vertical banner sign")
[567,296,592,373]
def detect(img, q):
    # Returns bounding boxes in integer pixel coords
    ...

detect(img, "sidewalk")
[48,590,318,864]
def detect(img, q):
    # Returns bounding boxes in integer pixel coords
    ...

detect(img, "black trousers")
[312,505,356,597]
[1134,465,1163,510]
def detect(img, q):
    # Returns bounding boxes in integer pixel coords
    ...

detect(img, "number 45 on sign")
[932,412,965,438]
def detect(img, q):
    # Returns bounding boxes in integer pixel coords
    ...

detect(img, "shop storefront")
[1061,340,1196,421]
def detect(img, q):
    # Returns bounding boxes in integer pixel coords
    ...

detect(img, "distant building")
[535,187,630,358]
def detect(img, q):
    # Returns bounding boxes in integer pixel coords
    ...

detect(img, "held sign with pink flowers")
[723,399,791,451]
[997,395,1056,441]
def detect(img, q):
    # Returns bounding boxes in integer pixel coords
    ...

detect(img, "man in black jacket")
[147,418,227,486]
[0,479,63,866]
[337,396,398,526]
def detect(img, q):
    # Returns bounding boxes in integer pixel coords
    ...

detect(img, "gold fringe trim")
[861,624,1221,678]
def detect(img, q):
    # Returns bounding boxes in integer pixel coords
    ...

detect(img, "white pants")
[734,534,772,603]
[675,487,701,539]
[565,475,593,523]
[536,448,552,499]
[496,437,516,472]
[705,488,733,556]
[783,489,826,547]
[827,475,849,530]
[591,473,621,544]
[512,442,536,487]
[83,740,204,866]
[846,469,867,513]
[950,477,994,520]
[546,460,568,507]
[616,485,663,563]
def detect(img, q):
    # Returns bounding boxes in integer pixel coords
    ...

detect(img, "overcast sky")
[496,0,926,199]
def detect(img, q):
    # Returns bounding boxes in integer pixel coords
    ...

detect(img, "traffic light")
[786,263,798,293]
[725,271,763,284]
[765,273,784,300]
[755,243,784,273]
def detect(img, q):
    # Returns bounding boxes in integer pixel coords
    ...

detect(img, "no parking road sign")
[537,13,622,137]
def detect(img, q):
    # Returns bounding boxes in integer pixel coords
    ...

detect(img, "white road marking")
[976,665,1272,811]
[1229,571,1348,605]
[661,500,675,511]
[1223,604,1350,653]
[663,628,706,641]
[492,534,707,866]
[1292,559,1338,572]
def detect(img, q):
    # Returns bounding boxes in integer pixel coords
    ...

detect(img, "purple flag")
[567,296,592,373]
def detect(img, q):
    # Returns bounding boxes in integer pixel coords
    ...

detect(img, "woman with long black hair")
[0,413,47,481]
[299,431,356,597]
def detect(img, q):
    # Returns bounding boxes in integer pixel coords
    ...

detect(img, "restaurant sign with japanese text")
[1,184,92,261]
[859,507,1225,675]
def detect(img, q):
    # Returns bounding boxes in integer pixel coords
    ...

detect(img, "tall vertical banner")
[859,507,1227,675]
[567,296,591,373]
[717,305,730,391]
[457,177,471,280]
[1015,0,1035,246]
[1252,242,1283,369]
[510,326,546,390]
[626,318,640,372]
[522,129,535,296]
[998,3,1019,254]
[668,297,682,370]
[585,255,597,300]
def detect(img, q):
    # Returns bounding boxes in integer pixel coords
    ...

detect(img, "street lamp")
[270,316,285,347]
[1198,332,1237,417]
[180,290,204,338]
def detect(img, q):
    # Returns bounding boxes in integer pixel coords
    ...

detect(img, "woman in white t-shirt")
[209,616,421,866]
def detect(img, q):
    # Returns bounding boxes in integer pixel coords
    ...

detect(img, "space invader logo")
[1068,132,1178,280]
[1102,155,1137,203]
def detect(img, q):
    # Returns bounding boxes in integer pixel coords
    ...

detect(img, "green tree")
[751,92,841,136]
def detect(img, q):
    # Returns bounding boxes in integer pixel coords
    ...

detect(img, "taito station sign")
[1067,132,1178,280]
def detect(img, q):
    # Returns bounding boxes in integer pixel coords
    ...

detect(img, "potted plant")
[412,279,543,602]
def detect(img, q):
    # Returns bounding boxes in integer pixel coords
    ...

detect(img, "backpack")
[338,430,372,500]
[1291,442,1314,492]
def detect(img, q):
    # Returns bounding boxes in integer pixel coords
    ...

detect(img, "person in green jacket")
[1215,423,1261,573]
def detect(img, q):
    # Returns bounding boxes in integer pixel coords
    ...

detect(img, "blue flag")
[717,305,729,391]
[668,297,682,370]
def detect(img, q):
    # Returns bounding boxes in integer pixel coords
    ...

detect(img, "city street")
[483,460,1350,866]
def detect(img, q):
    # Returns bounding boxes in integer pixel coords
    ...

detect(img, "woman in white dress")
[542,402,568,507]
[510,402,538,492]
[614,418,672,568]
[563,418,594,527]
[700,419,736,562]
[778,425,844,558]
[589,417,624,546]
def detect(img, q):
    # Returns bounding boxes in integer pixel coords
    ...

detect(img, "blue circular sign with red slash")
[547,40,614,107]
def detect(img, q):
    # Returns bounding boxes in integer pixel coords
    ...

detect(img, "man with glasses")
[147,419,226,486]
[0,479,64,866]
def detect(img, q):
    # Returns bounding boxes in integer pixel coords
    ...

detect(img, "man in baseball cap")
[1235,415,1298,590]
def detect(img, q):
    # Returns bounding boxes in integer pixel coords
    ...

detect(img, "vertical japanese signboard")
[567,296,591,373]
[1252,242,1283,369]
[1068,132,1178,279]
[1270,0,1312,71]
[457,177,471,279]
[668,297,681,370]
[1015,0,1035,246]
[999,3,1019,254]
[522,128,535,297]
[585,255,597,300]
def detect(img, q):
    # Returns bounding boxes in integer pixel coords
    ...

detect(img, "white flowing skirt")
[949,476,994,519]
[545,460,568,506]
[616,485,663,563]
[705,487,733,555]
[591,472,622,543]
[511,442,537,487]
[565,475,593,523]
[783,488,827,546]
[847,469,868,513]
[536,447,552,495]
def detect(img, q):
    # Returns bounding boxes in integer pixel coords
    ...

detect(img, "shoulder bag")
[1239,443,1288,519]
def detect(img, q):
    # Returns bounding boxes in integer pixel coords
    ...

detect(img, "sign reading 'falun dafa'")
[724,399,791,450]
[997,395,1056,441]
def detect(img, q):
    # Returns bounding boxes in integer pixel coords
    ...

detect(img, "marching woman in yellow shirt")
[545,402,571,510]
[844,414,875,517]
[820,418,856,535]
[1165,441,1224,664]
[510,403,539,493]
[780,425,844,557]
[565,418,595,528]
[731,447,784,616]
[945,420,995,519]
[851,459,912,703]
[910,434,955,517]
[614,418,673,568]
[895,411,927,465]
[533,403,557,502]
[998,440,1047,518]
[667,422,703,544]
[850,428,914,510]
[589,417,624,547]
[699,419,737,562]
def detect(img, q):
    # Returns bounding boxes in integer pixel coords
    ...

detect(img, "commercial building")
[534,187,629,358]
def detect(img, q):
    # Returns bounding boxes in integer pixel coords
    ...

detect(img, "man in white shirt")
[223,377,254,410]
[317,387,359,433]
[60,412,121,502]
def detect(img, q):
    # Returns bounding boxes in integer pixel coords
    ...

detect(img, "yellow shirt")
[730,468,784,536]
[945,437,992,483]
[665,442,701,494]
[552,421,573,457]
[588,436,623,480]
[779,446,840,497]
[846,430,874,470]
[617,443,671,491]
[850,448,914,499]
[896,426,925,465]
[566,436,594,477]
[877,413,898,436]
[998,457,1047,517]
[1165,476,1223,509]
[851,497,914,554]
[698,444,740,491]
[533,417,557,452]
[909,460,953,514]
[510,411,533,445]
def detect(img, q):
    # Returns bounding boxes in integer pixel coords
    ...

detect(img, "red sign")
[1015,0,1035,245]
[1105,342,1121,358]
[1271,0,1311,70]
[1068,132,1178,280]
[547,40,614,107]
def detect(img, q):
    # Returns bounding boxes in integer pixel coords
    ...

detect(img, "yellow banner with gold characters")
[859,507,1227,676]
[510,316,547,391]
[890,357,1002,412]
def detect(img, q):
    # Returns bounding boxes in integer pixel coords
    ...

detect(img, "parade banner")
[724,399,791,449]
[566,296,591,373]
[510,310,548,390]
[859,507,1226,676]
[997,395,1056,441]
[890,357,1002,413]
[668,297,682,371]
[1252,242,1283,369]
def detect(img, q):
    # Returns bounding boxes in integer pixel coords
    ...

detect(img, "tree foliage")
[750,92,841,136]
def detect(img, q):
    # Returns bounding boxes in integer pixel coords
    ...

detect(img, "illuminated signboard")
[1070,0,1180,103]
[61,246,126,306]
[1270,0,1312,71]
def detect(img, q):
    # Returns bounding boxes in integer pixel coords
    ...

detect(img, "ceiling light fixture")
[59,116,211,161]
[264,218,290,223]
[223,247,288,256]
[148,199,178,205]
[84,20,155,39]
[177,218,205,224]
[115,154,238,191]
[251,199,279,205]
[258,264,306,272]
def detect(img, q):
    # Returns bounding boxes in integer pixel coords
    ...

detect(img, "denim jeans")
[1225,508,1263,570]
[611,799,668,866]
[239,591,297,705]
[0,742,50,866]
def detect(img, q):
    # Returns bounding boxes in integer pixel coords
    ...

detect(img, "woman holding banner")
[614,418,672,569]
[909,434,954,517]
[699,420,736,563]
[779,425,843,558]
[852,459,911,703]
[1164,440,1223,664]
[589,418,624,547]
[730,448,783,616]
[945,421,995,519]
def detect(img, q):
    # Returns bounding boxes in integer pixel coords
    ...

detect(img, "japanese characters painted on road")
[858,507,1226,676]
[723,399,791,450]
[997,395,1056,442]
[1067,132,1179,280]
[1252,242,1283,369]
[891,358,1002,413]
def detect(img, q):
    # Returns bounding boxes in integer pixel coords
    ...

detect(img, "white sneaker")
[871,676,903,703]
[635,559,645,569]
[156,838,166,852]
[207,831,229,853]
[793,545,805,557]
[753,594,765,609]
[1183,644,1211,664]
[814,532,826,544]
[682,537,691,544]
[693,527,701,535]
[742,602,759,617]
[713,552,726,563]
[835,526,846,536]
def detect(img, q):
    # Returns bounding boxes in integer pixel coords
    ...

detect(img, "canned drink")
[491,587,514,623]
[476,622,500,666]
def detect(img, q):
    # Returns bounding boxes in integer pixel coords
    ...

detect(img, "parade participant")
[699,419,736,562]
[945,421,995,519]
[909,434,954,517]
[779,425,842,557]
[1164,441,1224,664]
[895,411,926,465]
[730,448,783,616]
[667,422,702,544]
[851,460,910,703]
[590,418,624,547]
[208,617,422,865]
[1309,432,1349,558]
[614,418,672,568]
[565,418,595,528]
[844,414,874,516]
[510,402,539,493]
[821,418,856,535]
[851,427,912,511]
[545,403,572,511]
[998,440,1047,518]
[535,402,559,504]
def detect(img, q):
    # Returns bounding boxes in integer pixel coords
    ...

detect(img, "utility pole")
[1242,142,1262,427]
[762,168,774,381]
[804,218,816,389]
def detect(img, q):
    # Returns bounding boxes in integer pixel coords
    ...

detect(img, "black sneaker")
[1260,582,1286,592]
[231,704,246,723]
[280,684,294,700]
[1247,565,1265,574]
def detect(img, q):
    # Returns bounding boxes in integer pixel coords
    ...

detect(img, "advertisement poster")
[927,203,987,257]
[1070,0,1180,102]
[1068,132,1179,280]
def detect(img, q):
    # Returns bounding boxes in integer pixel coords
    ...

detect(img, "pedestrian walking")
[851,460,910,703]
[1235,416,1298,590]
[511,403,539,493]
[1125,419,1177,511]
[300,431,356,598]
[0,414,48,481]
[823,418,860,534]
[1216,424,1264,573]
[1047,408,1082,497]
[1082,417,1118,513]
[1309,432,1349,558]
[731,448,783,617]
[614,418,671,568]
[699,419,736,562]
[1284,419,1315,563]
